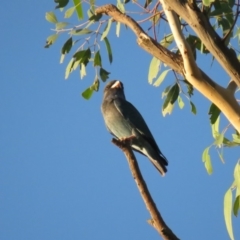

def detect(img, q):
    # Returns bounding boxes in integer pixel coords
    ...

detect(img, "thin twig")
[137,11,163,24]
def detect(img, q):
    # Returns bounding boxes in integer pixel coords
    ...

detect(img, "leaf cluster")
[45,0,115,98]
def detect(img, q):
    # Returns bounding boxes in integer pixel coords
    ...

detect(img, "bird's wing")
[113,98,160,152]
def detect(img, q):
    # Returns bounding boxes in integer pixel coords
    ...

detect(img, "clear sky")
[0,1,239,240]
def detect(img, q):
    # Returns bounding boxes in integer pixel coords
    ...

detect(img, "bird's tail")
[130,133,168,176]
[148,155,168,176]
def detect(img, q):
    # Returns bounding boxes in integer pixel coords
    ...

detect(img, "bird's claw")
[119,135,136,144]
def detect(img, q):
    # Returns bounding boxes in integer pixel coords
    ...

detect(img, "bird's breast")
[102,101,132,139]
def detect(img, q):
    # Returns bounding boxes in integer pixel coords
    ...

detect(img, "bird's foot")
[120,135,136,144]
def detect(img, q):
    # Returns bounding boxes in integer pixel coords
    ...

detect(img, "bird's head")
[103,80,126,101]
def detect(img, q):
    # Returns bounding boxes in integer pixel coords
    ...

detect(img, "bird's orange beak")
[111,81,122,89]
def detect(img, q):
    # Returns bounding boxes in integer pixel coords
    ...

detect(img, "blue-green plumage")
[101,80,168,176]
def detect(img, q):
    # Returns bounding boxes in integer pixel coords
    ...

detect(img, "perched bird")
[101,80,168,176]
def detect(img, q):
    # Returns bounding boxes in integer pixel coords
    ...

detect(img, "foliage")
[44,0,240,238]
[224,161,240,240]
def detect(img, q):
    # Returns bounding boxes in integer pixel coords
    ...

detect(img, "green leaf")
[64,6,75,18]
[232,134,240,144]
[101,19,112,41]
[214,133,224,147]
[148,57,161,84]
[60,37,73,63]
[72,59,80,70]
[89,13,102,22]
[200,41,209,54]
[234,161,240,193]
[80,63,86,79]
[100,68,110,82]
[91,78,100,92]
[162,83,179,116]
[54,0,69,9]
[117,0,125,13]
[228,0,235,8]
[104,37,113,64]
[190,101,197,114]
[116,22,121,37]
[65,58,74,79]
[223,138,240,147]
[163,83,179,106]
[45,12,58,24]
[60,54,65,63]
[73,0,84,20]
[94,51,102,67]
[178,96,184,109]
[220,2,234,24]
[56,22,69,30]
[233,195,240,217]
[186,35,200,49]
[151,12,161,26]
[74,48,91,65]
[90,0,95,9]
[186,35,209,55]
[202,0,215,7]
[160,34,174,48]
[162,103,174,116]
[186,35,197,60]
[218,18,231,36]
[162,85,171,98]
[183,80,194,97]
[209,8,224,18]
[74,50,87,60]
[237,185,240,199]
[153,69,171,87]
[73,48,91,62]
[211,116,220,139]
[82,87,94,100]
[224,188,234,240]
[61,37,73,54]
[209,103,221,124]
[144,0,152,8]
[202,147,213,174]
[44,34,59,48]
[71,28,92,35]
[87,9,94,18]
[213,0,221,10]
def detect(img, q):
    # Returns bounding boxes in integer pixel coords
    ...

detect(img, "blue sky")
[0,1,239,240]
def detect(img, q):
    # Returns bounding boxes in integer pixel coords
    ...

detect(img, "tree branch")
[112,138,180,240]
[162,3,201,79]
[161,0,240,88]
[95,4,183,74]
[96,4,240,133]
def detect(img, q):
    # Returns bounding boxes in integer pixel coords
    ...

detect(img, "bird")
[101,80,168,176]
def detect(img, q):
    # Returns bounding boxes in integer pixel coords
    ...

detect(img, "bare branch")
[162,3,201,79]
[112,138,180,240]
[95,4,183,73]
[161,0,240,88]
